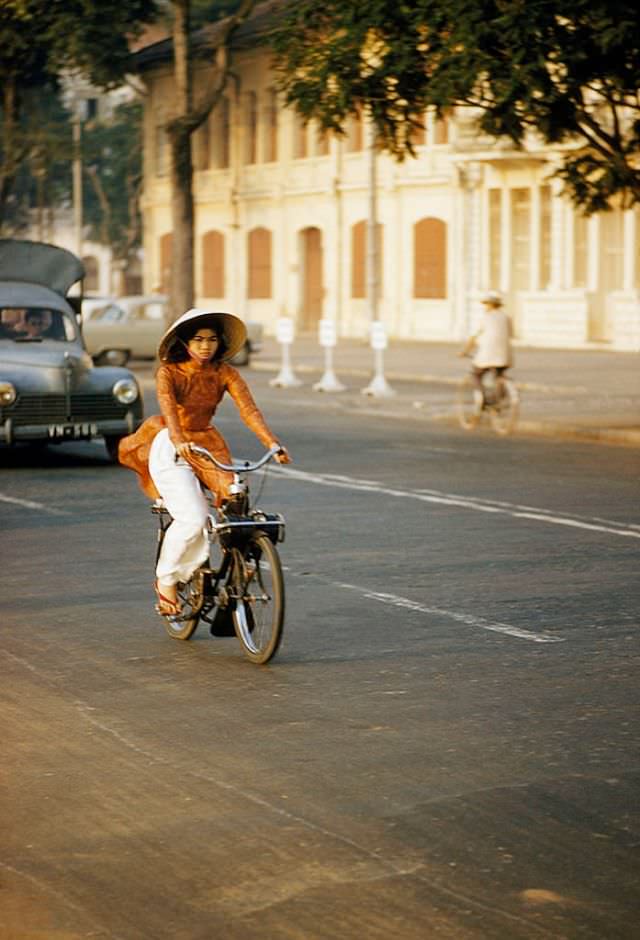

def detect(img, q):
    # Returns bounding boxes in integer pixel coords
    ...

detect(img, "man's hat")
[480,290,503,307]
[158,308,247,362]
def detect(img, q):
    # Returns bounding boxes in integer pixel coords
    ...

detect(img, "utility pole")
[72,104,83,259]
[362,109,394,397]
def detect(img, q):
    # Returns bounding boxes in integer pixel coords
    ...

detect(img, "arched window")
[414,218,447,298]
[248,227,272,299]
[82,255,99,292]
[202,230,225,297]
[351,220,384,299]
[159,233,173,294]
[300,227,324,330]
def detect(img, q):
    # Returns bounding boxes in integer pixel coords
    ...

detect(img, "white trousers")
[149,428,209,588]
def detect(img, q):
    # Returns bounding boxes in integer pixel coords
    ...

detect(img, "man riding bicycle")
[459,290,513,410]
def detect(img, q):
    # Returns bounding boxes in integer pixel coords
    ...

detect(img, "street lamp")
[357,30,395,398]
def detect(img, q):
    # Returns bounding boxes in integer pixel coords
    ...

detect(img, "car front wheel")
[104,435,124,463]
[95,349,129,367]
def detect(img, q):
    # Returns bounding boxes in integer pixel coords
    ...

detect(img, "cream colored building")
[138,41,640,351]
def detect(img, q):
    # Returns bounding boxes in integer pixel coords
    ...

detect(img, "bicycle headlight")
[0,382,17,405]
[112,377,139,405]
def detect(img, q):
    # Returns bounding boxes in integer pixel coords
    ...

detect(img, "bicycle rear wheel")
[231,534,284,664]
[163,569,204,641]
[457,376,481,430]
[489,378,519,435]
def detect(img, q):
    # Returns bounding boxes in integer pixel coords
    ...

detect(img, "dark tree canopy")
[0,0,160,233]
[271,0,640,212]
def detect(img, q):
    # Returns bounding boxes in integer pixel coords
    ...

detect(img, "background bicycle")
[457,367,519,435]
[152,444,286,664]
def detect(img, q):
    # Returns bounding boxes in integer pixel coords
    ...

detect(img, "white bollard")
[313,318,346,392]
[362,321,395,397]
[270,317,302,388]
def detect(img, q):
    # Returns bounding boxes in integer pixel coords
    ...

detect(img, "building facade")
[139,45,640,350]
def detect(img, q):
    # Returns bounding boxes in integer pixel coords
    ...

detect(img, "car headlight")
[112,378,139,405]
[0,382,17,405]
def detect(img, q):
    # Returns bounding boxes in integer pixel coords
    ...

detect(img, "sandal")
[154,581,182,618]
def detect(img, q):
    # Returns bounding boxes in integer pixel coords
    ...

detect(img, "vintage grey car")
[0,239,143,461]
[82,294,263,367]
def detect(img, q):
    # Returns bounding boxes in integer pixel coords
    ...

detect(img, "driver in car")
[18,310,51,338]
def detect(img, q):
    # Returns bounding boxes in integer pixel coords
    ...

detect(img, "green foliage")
[1,89,72,233]
[271,0,640,212]
[0,1,161,87]
[0,0,160,235]
[41,0,161,88]
[82,102,144,261]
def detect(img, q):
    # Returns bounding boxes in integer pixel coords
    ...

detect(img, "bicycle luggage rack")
[210,509,285,547]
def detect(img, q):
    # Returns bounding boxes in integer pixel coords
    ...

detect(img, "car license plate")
[48,422,98,440]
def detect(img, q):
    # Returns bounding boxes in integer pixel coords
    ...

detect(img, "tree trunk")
[164,0,258,323]
[168,126,194,320]
[0,79,19,234]
[166,0,194,322]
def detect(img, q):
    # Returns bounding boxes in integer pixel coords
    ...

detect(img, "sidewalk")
[251,335,640,447]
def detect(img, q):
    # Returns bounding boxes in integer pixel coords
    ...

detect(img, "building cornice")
[131,0,283,72]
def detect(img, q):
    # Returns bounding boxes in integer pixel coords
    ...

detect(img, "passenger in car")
[16,309,50,339]
[0,308,26,337]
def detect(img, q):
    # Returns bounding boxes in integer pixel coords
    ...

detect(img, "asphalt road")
[2,371,639,939]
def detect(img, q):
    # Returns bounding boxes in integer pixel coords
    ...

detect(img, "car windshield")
[88,303,126,322]
[0,306,77,342]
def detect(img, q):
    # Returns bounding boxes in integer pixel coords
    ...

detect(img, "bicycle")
[457,367,519,435]
[151,444,286,664]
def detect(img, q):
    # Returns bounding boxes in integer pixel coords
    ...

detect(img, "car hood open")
[0,239,85,297]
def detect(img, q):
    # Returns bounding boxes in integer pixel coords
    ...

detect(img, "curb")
[134,365,640,448]
[251,360,588,396]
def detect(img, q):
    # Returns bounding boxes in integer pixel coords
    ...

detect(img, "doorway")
[300,227,323,331]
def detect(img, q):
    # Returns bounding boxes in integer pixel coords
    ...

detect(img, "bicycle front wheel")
[231,534,284,664]
[490,378,519,435]
[457,376,481,430]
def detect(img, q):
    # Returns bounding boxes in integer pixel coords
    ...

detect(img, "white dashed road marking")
[276,466,639,540]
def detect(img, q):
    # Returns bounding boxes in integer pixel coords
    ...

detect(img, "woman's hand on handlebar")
[175,441,194,460]
[274,444,291,464]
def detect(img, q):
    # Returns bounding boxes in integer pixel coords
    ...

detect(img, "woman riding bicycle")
[118,308,291,617]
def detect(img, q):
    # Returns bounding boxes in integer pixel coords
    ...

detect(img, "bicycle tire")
[231,534,284,664]
[163,568,204,641]
[489,378,519,435]
[457,376,481,430]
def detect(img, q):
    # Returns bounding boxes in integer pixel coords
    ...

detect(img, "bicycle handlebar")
[185,443,282,473]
